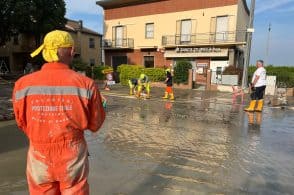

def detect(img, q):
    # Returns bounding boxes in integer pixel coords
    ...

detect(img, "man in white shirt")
[244,60,267,112]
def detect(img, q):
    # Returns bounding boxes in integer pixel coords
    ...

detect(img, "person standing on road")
[244,59,267,112]
[12,30,105,195]
[162,69,174,100]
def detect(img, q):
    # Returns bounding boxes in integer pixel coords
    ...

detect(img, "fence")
[210,71,239,86]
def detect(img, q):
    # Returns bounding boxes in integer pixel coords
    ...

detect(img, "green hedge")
[71,58,88,71]
[71,58,112,80]
[248,66,294,87]
[173,60,192,84]
[117,64,166,85]
[85,66,111,80]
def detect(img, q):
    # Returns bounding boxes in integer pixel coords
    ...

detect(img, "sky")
[64,0,294,66]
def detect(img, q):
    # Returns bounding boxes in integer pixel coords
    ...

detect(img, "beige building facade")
[0,19,102,74]
[66,19,102,67]
[97,0,249,84]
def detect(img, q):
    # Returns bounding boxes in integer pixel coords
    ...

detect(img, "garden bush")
[248,65,294,87]
[71,58,112,80]
[71,58,88,71]
[173,60,192,84]
[117,64,166,85]
[85,65,112,80]
[143,68,166,82]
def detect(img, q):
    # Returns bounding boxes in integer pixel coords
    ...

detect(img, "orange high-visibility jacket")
[13,62,105,143]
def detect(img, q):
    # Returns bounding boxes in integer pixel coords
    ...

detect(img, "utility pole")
[241,0,256,88]
[265,23,271,66]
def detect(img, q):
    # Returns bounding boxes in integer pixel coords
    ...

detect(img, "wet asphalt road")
[0,87,293,194]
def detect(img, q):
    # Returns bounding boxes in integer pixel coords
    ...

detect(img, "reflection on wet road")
[0,94,293,194]
[86,95,294,194]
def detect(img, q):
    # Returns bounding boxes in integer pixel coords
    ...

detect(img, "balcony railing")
[162,31,247,47]
[103,38,134,49]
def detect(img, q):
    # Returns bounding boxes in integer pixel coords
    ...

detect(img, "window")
[112,25,127,47]
[181,19,192,42]
[89,59,95,66]
[89,38,95,48]
[196,63,208,75]
[145,23,154,39]
[216,16,228,41]
[144,56,154,68]
[115,26,123,46]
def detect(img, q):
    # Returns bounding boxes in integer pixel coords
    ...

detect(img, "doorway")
[112,55,128,82]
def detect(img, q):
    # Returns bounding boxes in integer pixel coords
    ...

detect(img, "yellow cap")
[30,30,74,62]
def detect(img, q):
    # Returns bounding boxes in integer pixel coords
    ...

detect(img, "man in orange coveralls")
[12,30,105,195]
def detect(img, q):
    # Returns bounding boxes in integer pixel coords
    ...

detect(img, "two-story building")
[97,0,249,84]
[0,19,102,74]
[66,19,103,66]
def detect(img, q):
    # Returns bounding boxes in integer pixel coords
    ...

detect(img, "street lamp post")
[265,23,271,66]
[242,0,256,89]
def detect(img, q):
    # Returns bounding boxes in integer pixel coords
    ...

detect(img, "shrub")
[118,64,142,85]
[173,60,192,84]
[117,64,166,85]
[71,58,112,80]
[248,66,294,87]
[143,68,166,82]
[71,58,88,71]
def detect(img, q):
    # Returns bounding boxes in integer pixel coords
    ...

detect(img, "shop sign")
[175,47,222,53]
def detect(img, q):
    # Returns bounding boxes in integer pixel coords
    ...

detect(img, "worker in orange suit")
[12,30,105,195]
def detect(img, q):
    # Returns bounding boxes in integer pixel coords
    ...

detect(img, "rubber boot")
[255,99,264,112]
[162,92,168,99]
[244,100,256,112]
[146,92,150,99]
[169,93,175,100]
[129,88,133,95]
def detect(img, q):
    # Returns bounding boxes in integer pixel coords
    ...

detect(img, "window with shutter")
[181,19,192,43]
[216,16,228,41]
[145,23,154,39]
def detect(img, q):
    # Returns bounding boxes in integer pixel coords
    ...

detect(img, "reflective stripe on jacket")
[13,62,105,143]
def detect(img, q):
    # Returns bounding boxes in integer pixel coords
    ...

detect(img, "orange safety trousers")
[165,86,173,93]
[27,138,89,195]
[13,62,106,195]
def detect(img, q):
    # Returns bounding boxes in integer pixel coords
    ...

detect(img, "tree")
[0,0,66,46]
[14,0,67,46]
[0,0,15,46]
